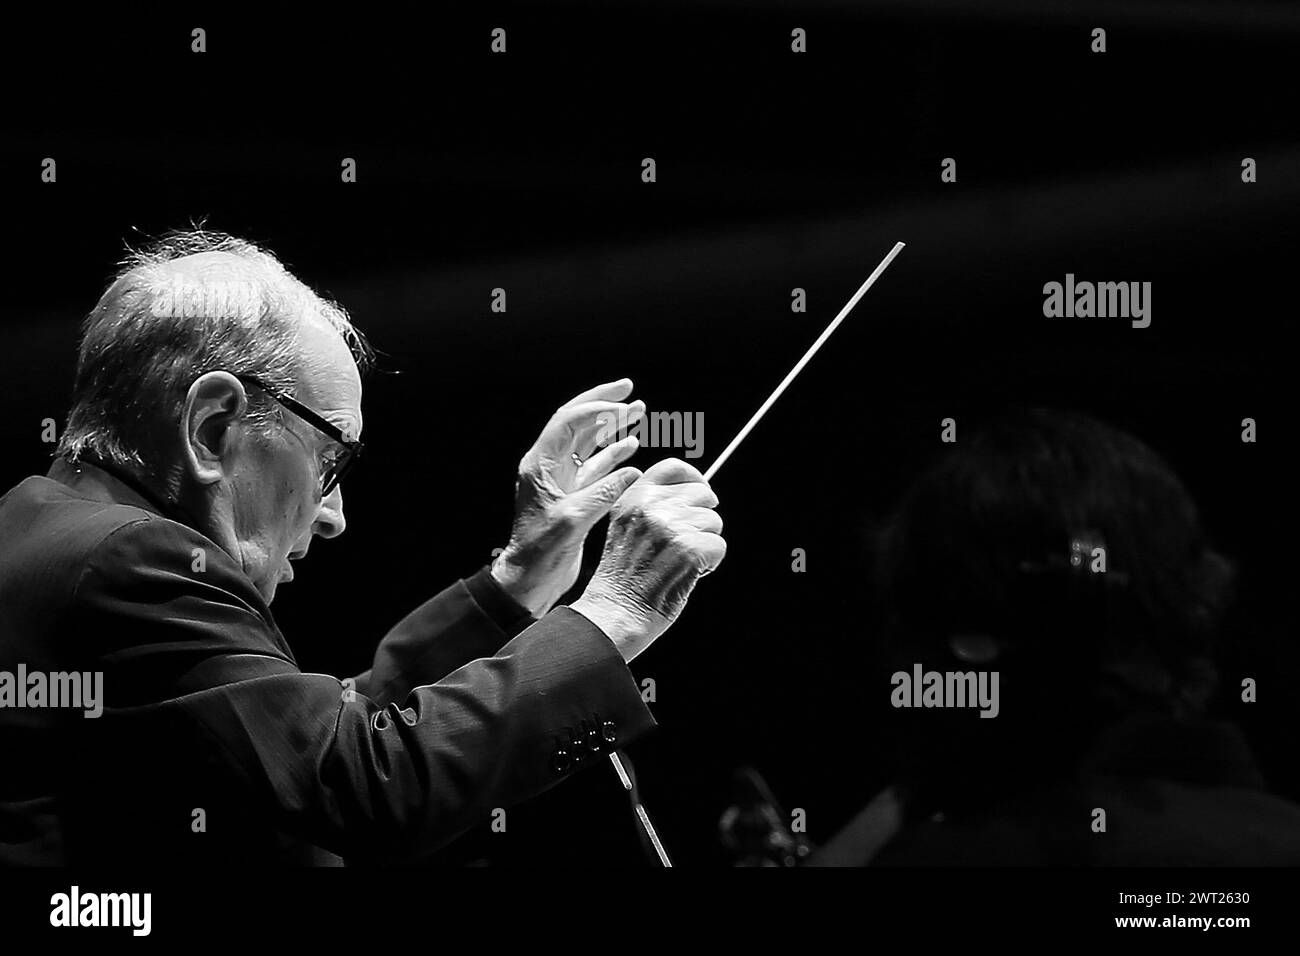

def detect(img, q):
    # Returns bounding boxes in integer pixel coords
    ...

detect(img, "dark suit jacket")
[0,458,655,865]
[811,715,1300,866]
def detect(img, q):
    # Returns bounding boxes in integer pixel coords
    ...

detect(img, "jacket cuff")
[531,607,657,779]
[463,564,536,635]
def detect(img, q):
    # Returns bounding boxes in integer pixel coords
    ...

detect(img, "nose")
[313,485,347,539]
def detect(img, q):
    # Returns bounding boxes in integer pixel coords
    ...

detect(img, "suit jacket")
[0,458,655,865]
[811,714,1300,866]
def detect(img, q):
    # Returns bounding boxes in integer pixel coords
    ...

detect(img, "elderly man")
[0,230,725,865]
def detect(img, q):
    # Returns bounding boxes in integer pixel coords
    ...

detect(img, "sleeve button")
[550,746,572,775]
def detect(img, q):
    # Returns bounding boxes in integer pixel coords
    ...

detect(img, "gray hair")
[57,228,373,479]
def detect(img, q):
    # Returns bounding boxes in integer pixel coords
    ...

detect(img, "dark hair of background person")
[866,406,1236,817]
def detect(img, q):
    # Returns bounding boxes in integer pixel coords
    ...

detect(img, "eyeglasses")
[235,374,364,496]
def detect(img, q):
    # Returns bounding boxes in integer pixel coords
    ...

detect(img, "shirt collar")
[46,454,206,534]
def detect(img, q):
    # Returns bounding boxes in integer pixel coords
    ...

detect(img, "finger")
[651,480,718,509]
[674,505,723,535]
[569,465,643,524]
[575,401,645,458]
[560,378,634,410]
[641,457,708,486]
[574,434,639,488]
[538,400,646,459]
[680,530,727,575]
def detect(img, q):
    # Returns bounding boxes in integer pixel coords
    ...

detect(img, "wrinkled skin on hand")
[491,379,646,616]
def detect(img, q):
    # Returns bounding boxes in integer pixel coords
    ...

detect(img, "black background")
[2,2,1296,866]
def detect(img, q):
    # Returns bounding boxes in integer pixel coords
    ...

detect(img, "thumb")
[569,465,642,525]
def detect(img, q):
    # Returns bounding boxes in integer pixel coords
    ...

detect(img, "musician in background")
[811,407,1300,865]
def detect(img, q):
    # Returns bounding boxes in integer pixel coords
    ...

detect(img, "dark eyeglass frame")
[235,374,363,496]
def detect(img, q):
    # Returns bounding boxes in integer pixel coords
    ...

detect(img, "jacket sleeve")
[69,516,656,863]
[351,566,539,707]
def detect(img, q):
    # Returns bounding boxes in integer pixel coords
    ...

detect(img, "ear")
[947,631,1002,664]
[180,371,250,487]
